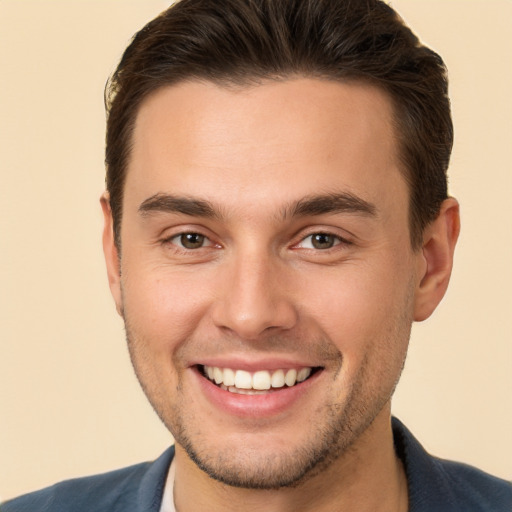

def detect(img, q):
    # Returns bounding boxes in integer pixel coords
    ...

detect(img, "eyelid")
[169,232,214,248]
[295,233,347,250]
[291,227,353,249]
[159,226,221,251]
[297,233,341,249]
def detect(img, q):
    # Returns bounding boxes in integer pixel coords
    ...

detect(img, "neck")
[172,410,408,512]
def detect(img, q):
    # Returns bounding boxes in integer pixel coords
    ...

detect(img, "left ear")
[414,197,460,321]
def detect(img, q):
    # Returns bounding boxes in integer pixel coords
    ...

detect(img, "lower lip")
[193,367,322,418]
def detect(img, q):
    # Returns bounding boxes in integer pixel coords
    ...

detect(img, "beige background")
[0,0,511,501]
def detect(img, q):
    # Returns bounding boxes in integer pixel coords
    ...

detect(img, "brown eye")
[179,233,206,249]
[310,233,337,249]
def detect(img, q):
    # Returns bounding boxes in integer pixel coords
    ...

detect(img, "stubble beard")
[170,362,395,490]
[123,287,413,490]
[126,330,409,491]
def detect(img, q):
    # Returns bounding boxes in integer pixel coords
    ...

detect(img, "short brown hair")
[105,0,452,249]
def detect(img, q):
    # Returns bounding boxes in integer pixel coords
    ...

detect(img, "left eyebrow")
[283,192,377,219]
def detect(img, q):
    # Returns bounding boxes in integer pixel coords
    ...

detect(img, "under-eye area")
[198,365,322,395]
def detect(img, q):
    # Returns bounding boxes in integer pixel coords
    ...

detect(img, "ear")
[414,197,460,321]
[100,192,123,316]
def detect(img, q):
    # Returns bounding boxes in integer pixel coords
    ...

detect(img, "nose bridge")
[212,245,297,339]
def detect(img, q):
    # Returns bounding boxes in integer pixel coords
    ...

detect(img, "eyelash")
[163,232,217,251]
[161,230,351,252]
[294,232,350,251]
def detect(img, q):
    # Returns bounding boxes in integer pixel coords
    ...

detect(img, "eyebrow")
[139,193,220,219]
[138,191,377,220]
[284,192,377,219]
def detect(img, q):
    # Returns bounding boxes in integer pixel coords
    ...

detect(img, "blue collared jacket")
[2,418,511,511]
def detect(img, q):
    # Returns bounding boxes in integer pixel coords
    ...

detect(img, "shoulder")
[1,447,174,512]
[433,457,512,509]
[392,418,512,512]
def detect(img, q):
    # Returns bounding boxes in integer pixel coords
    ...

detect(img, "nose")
[211,251,298,340]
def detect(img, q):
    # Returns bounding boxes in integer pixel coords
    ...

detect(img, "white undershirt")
[159,458,176,512]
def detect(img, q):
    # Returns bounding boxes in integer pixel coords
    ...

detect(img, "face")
[104,78,427,489]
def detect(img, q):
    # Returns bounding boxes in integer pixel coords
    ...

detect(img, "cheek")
[121,263,212,351]
[302,258,413,355]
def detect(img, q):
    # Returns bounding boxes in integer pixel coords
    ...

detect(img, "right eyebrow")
[138,193,220,219]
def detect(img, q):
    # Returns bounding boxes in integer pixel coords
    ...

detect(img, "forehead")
[126,78,406,220]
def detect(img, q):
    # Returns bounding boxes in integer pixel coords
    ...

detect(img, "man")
[2,0,511,511]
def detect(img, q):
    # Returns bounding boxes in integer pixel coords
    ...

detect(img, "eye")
[297,232,342,250]
[170,232,212,249]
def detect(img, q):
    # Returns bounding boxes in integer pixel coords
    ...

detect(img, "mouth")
[199,364,322,395]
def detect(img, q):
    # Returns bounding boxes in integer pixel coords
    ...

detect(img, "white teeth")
[234,370,252,389]
[285,369,297,387]
[252,370,271,390]
[297,367,312,382]
[213,367,223,384]
[228,387,267,395]
[223,368,235,386]
[271,369,285,388]
[203,365,314,391]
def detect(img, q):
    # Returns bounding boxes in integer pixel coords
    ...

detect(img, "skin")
[102,78,459,511]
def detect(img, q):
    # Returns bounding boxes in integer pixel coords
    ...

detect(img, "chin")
[168,395,387,490]
[176,433,335,489]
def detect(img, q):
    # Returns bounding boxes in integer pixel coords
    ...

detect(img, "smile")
[200,365,318,395]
